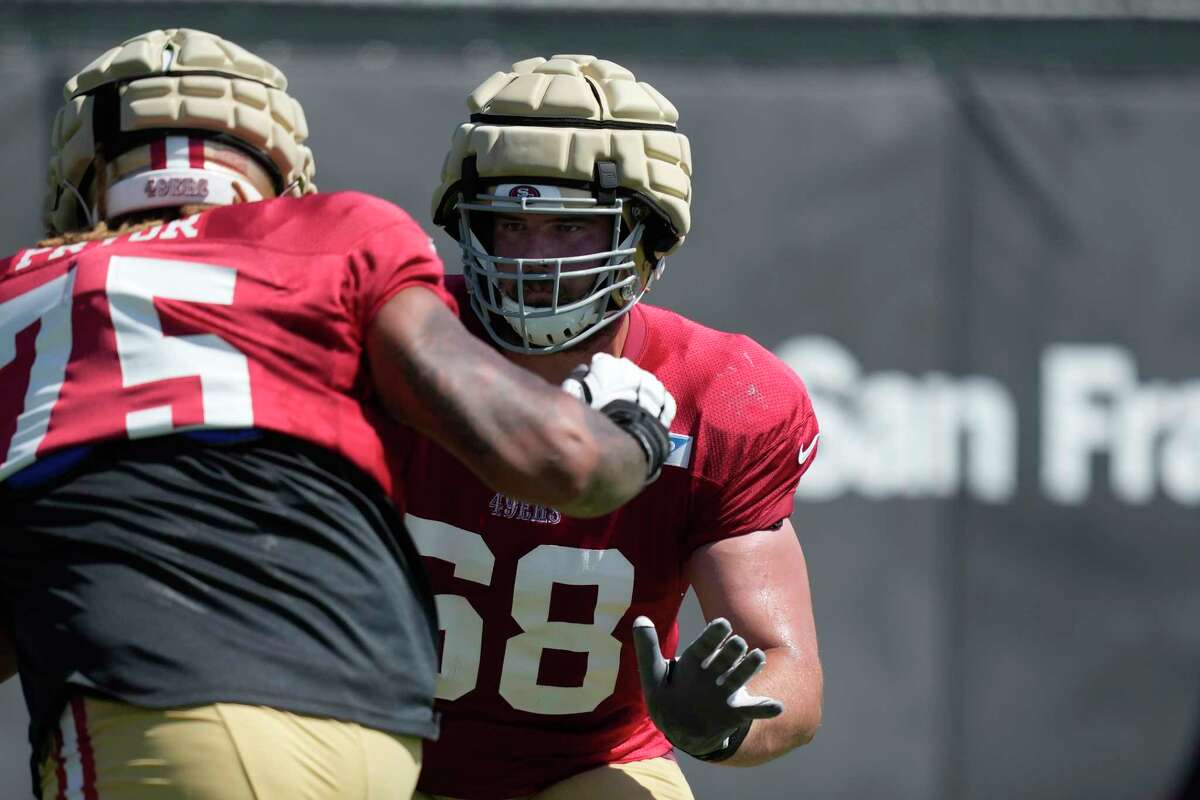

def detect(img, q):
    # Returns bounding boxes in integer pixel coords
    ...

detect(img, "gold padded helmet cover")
[433,55,691,252]
[44,28,316,234]
[433,55,692,353]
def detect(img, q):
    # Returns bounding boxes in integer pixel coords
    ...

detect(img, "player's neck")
[506,315,631,384]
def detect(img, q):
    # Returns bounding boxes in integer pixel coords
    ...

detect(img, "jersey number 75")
[0,255,253,480]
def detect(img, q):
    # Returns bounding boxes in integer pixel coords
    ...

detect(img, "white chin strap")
[105,167,264,220]
[499,290,605,348]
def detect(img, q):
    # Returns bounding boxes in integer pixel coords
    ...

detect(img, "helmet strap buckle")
[593,160,619,206]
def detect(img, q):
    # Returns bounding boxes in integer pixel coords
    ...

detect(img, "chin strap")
[59,179,97,229]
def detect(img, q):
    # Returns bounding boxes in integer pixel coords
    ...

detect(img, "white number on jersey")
[405,516,495,701]
[407,513,635,715]
[0,270,77,479]
[0,255,254,480]
[107,256,253,437]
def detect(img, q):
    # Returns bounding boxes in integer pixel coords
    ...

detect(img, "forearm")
[556,422,650,517]
[470,374,650,518]
[686,522,823,765]
[370,289,649,516]
[716,645,822,766]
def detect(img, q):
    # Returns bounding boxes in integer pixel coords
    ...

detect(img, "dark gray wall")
[2,7,1199,800]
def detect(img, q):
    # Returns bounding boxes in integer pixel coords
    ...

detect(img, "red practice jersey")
[399,279,820,799]
[0,191,451,494]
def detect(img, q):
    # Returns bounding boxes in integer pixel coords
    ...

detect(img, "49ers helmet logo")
[144,177,210,200]
[508,185,541,199]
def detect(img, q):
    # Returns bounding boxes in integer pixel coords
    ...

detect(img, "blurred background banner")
[2,3,1198,799]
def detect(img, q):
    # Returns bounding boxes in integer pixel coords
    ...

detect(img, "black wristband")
[692,720,753,762]
[599,399,670,483]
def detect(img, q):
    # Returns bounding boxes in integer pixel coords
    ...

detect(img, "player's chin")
[501,287,581,306]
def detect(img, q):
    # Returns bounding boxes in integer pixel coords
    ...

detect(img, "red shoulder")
[1,248,24,274]
[638,305,814,435]
[629,306,817,540]
[634,305,817,481]
[203,191,426,253]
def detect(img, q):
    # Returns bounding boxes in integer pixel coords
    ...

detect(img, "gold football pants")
[40,694,421,799]
[414,756,696,800]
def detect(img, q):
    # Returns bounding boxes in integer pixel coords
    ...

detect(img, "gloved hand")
[632,615,783,760]
[562,353,676,482]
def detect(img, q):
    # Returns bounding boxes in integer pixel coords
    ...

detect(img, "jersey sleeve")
[687,356,819,552]
[350,205,456,332]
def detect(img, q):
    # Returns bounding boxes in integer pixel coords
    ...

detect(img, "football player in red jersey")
[400,56,823,800]
[0,33,675,800]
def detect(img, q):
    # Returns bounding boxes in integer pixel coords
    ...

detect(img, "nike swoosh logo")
[798,433,820,465]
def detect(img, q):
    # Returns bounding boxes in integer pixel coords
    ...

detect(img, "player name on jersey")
[8,215,202,274]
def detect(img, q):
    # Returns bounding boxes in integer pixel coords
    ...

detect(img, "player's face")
[492,213,610,305]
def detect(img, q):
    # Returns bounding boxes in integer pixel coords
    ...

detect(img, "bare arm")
[687,519,823,765]
[368,286,650,517]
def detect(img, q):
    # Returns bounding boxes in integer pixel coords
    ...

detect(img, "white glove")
[633,615,783,760]
[561,352,676,428]
[562,353,676,481]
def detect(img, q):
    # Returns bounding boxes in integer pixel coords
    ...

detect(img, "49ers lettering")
[488,492,562,525]
[145,177,210,200]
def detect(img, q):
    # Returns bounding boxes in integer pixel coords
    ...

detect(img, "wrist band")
[692,721,753,762]
[598,399,670,483]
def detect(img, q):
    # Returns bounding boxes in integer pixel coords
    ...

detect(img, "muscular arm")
[687,519,823,765]
[368,286,649,518]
